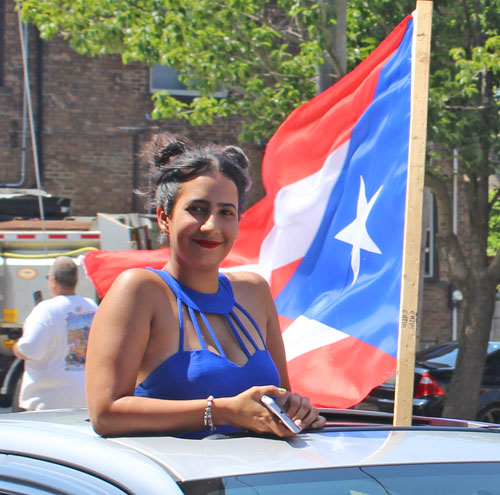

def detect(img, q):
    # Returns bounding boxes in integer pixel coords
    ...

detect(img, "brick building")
[0,0,464,348]
[0,0,265,214]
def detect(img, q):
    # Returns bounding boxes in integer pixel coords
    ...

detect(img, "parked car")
[357,341,500,422]
[2,407,500,494]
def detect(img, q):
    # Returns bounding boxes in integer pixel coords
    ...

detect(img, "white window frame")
[423,187,435,279]
[149,64,227,98]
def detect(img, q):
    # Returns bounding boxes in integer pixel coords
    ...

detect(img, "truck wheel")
[10,373,23,412]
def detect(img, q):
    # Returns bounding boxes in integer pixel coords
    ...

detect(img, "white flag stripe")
[282,315,349,362]
[257,141,350,280]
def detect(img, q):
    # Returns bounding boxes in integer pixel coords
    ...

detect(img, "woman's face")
[159,171,240,270]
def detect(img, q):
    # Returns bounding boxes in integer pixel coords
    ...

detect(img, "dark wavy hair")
[140,132,252,244]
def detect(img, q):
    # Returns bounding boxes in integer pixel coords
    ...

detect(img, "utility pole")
[317,0,347,94]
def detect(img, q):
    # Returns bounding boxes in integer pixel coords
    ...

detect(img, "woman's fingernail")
[295,419,303,429]
[279,387,286,393]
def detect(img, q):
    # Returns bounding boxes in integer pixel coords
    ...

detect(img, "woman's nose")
[200,213,217,231]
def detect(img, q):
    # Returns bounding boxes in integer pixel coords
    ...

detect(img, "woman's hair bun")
[221,145,250,170]
[152,134,192,168]
[136,132,253,232]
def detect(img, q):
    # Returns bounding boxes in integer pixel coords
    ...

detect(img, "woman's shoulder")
[105,267,168,299]
[224,269,267,284]
[223,270,271,295]
[113,267,162,283]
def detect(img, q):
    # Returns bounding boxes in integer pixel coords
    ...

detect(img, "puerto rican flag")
[84,13,415,408]
[222,13,415,407]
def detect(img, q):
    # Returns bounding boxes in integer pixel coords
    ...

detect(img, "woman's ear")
[157,206,170,235]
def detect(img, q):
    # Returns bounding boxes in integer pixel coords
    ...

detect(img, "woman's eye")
[221,208,236,217]
[188,205,205,213]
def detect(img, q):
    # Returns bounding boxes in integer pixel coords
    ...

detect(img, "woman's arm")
[86,268,209,435]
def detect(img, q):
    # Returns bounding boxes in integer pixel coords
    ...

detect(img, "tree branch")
[461,0,477,53]
[425,170,470,286]
[444,104,491,111]
[463,171,490,263]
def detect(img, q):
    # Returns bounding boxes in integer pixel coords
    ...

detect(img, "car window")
[179,462,500,495]
[378,342,500,392]
[0,453,129,495]
[416,342,500,369]
[416,344,458,367]
[483,350,500,384]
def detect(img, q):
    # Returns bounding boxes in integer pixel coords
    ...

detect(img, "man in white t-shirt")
[13,256,98,410]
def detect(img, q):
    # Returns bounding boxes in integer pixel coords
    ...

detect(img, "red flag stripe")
[287,337,397,408]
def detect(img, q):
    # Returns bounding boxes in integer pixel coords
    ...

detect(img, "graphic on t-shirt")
[65,312,94,369]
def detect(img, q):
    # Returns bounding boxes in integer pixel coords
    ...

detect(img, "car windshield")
[416,343,459,367]
[180,462,500,495]
[416,342,500,368]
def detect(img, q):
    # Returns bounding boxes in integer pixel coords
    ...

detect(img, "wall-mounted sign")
[3,308,18,323]
[17,267,38,280]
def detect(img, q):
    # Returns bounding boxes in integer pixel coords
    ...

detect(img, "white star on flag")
[335,176,383,284]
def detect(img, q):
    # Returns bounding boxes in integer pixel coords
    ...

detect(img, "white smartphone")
[261,395,301,434]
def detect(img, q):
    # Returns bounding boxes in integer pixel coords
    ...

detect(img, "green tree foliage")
[18,0,499,155]
[347,0,499,174]
[346,0,414,68]
[428,5,499,178]
[489,189,500,258]
[18,0,345,143]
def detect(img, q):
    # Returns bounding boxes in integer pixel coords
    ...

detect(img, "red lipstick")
[194,240,222,249]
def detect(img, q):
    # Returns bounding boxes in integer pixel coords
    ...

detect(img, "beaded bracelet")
[204,395,216,432]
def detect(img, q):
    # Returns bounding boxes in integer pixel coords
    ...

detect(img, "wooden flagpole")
[393,0,433,427]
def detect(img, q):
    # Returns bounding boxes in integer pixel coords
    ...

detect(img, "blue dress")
[134,268,281,438]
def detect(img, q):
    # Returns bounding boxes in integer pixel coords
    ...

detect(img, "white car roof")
[2,409,500,488]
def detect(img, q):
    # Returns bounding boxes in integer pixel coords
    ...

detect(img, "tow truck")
[0,206,157,409]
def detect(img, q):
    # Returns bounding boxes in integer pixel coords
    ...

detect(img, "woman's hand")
[275,392,326,431]
[215,385,325,437]
[215,385,300,438]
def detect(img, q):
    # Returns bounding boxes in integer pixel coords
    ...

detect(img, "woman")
[86,133,325,438]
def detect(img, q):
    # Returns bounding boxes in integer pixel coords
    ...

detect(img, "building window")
[150,64,227,98]
[423,187,436,278]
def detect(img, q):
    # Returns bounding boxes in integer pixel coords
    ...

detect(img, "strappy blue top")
[134,268,281,438]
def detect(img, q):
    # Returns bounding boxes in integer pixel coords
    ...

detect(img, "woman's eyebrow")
[188,199,237,210]
[218,202,237,210]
